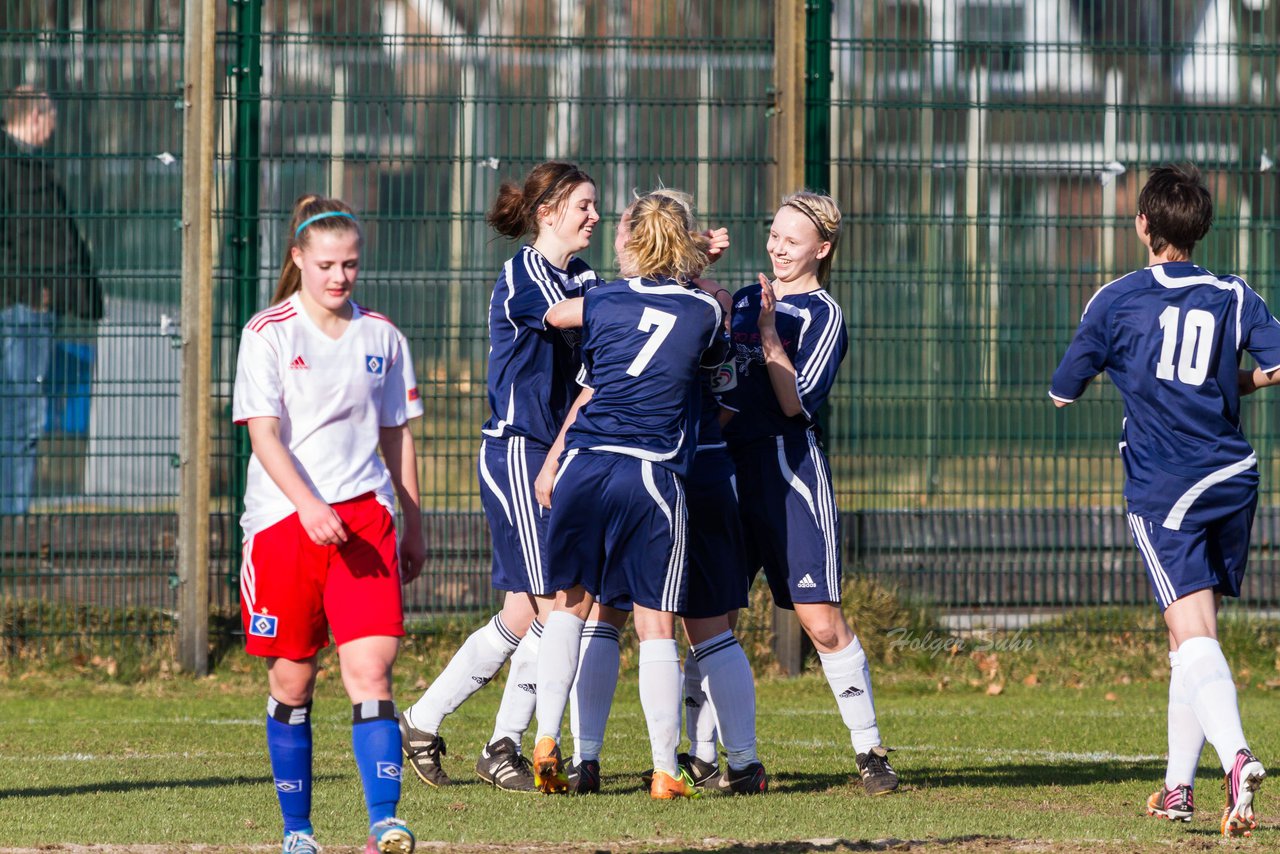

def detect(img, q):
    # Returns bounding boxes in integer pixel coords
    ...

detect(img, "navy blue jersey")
[696,338,734,448]
[565,277,726,478]
[482,244,597,447]
[1051,261,1280,528]
[720,284,849,445]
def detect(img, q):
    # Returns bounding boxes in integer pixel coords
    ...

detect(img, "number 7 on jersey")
[626,307,678,377]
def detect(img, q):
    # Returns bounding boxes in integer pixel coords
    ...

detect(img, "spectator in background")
[0,84,101,514]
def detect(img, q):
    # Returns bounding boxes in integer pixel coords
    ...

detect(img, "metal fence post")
[772,0,807,678]
[178,0,217,675]
[230,0,264,517]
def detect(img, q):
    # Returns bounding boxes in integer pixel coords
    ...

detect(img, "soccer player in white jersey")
[399,162,603,792]
[530,190,727,799]
[720,191,898,795]
[1051,164,1280,836]
[233,195,425,854]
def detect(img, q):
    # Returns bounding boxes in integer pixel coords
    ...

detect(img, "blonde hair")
[779,190,841,284]
[272,195,363,305]
[622,188,710,284]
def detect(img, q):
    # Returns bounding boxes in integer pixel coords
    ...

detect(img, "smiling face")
[540,180,600,257]
[291,228,362,315]
[766,205,831,284]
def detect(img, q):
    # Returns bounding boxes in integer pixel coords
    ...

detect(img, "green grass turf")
[2,665,1277,852]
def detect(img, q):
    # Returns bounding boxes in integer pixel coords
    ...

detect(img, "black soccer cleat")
[716,761,768,795]
[399,713,451,787]
[641,752,721,790]
[566,758,601,794]
[855,745,899,795]
[475,737,537,792]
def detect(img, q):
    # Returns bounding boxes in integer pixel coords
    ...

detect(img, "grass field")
[3,646,1278,854]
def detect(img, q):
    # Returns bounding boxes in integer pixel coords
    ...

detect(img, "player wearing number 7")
[529,190,728,798]
[1050,163,1280,837]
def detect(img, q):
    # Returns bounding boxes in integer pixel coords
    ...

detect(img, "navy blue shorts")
[731,430,841,609]
[546,450,689,612]
[1126,498,1256,611]
[680,447,750,619]
[478,436,552,595]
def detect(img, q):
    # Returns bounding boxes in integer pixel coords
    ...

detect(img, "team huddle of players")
[395,163,894,804]
[234,161,1272,854]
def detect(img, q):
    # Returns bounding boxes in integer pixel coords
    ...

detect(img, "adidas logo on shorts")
[797,574,818,589]
[518,682,536,694]
[684,696,701,708]
[471,675,491,686]
[839,685,865,698]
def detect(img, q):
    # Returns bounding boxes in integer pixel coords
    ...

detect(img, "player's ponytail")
[271,195,363,305]
[621,188,710,285]
[486,161,596,240]
[779,191,841,284]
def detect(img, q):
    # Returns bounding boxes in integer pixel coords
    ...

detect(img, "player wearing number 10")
[1050,163,1280,837]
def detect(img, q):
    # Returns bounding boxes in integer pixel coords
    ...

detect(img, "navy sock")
[352,700,401,826]
[266,697,313,835]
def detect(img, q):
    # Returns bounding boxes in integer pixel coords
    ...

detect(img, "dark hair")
[2,84,53,127]
[1137,163,1213,257]
[486,161,595,239]
[272,195,362,305]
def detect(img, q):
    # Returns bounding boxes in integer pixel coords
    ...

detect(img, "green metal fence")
[0,0,185,655]
[210,0,778,626]
[835,0,1280,611]
[4,0,1280,655]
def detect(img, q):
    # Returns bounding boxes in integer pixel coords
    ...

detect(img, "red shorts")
[240,493,405,659]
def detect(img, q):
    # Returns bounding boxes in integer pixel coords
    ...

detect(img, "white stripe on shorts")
[507,436,545,595]
[240,535,256,613]
[806,430,841,600]
[554,448,578,489]
[1163,453,1256,531]
[478,440,514,525]
[668,480,688,612]
[641,461,686,612]
[776,436,818,518]
[1128,512,1176,608]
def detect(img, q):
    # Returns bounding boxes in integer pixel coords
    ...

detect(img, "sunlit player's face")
[766,206,830,283]
[292,229,361,314]
[543,181,600,256]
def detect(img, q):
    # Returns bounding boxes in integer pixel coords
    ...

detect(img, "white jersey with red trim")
[232,292,424,535]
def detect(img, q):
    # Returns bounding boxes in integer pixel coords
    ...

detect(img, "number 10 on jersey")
[1156,305,1214,386]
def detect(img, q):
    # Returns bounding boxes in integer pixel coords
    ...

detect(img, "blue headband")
[294,210,356,238]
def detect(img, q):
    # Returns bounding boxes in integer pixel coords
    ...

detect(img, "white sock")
[408,614,519,734]
[1178,635,1248,772]
[682,651,718,763]
[818,635,882,754]
[692,631,758,769]
[638,639,682,777]
[534,611,585,742]
[1165,650,1205,789]
[490,620,542,748]
[570,621,621,764]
